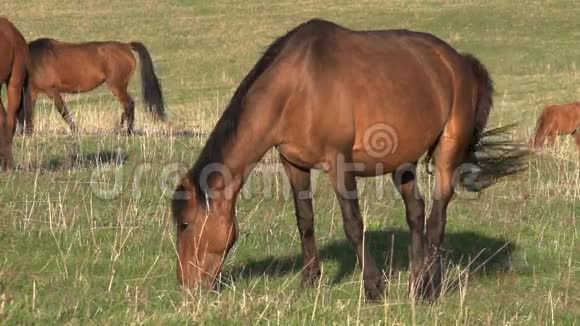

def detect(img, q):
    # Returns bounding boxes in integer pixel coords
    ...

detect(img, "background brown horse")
[172,19,526,302]
[0,17,30,169]
[21,38,165,134]
[532,102,580,149]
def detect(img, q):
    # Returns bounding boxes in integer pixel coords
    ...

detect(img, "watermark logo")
[363,123,398,158]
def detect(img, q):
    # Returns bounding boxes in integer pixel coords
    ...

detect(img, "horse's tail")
[17,69,33,134]
[458,53,529,192]
[464,53,494,143]
[129,42,166,121]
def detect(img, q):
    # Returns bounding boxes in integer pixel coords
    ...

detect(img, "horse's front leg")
[49,92,77,132]
[280,155,321,286]
[330,156,384,301]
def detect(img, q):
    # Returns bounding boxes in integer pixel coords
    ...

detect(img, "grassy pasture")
[0,0,579,324]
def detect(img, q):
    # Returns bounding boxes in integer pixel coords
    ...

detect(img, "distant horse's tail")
[130,42,166,121]
[458,53,529,192]
[17,71,33,134]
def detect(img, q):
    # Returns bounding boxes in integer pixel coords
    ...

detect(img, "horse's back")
[286,19,463,76]
[283,19,466,121]
[29,38,135,93]
[541,103,580,133]
[30,38,133,66]
[0,17,22,37]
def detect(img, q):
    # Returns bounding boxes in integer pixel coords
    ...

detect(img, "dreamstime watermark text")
[89,122,484,202]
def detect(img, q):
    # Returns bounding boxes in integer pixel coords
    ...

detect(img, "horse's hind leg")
[329,155,384,301]
[49,92,77,132]
[27,90,38,134]
[0,89,12,169]
[109,83,134,135]
[1,78,25,168]
[280,155,320,286]
[392,163,426,300]
[422,137,465,301]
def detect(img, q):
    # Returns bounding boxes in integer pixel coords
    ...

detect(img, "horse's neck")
[204,77,285,209]
[209,119,276,206]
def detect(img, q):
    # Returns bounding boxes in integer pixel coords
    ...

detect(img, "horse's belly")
[351,135,437,176]
[278,119,441,177]
[349,107,446,176]
[51,57,106,93]
[351,150,426,177]
[60,73,105,93]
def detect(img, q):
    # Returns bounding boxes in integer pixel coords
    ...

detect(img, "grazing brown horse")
[21,38,165,134]
[0,17,30,169]
[172,19,525,302]
[532,103,580,149]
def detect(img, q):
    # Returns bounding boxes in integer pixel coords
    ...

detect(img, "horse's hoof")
[412,279,439,303]
[364,274,385,302]
[0,159,13,171]
[408,253,444,303]
[300,268,321,287]
[118,129,132,136]
[408,275,425,302]
[409,282,435,303]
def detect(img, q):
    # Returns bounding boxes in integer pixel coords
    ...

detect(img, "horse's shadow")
[225,229,514,287]
[127,129,205,138]
[37,150,127,171]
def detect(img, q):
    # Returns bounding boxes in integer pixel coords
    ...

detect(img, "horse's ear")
[180,176,195,191]
[174,176,195,201]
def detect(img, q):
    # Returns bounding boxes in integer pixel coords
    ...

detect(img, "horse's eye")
[179,222,189,230]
